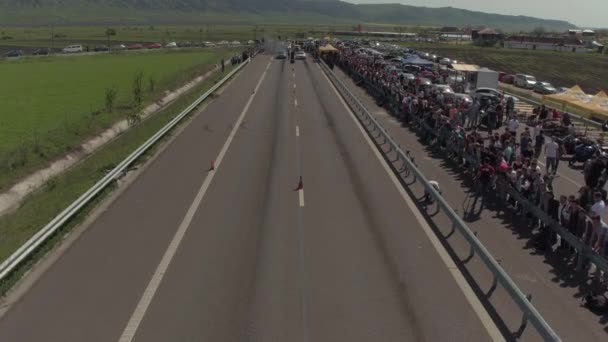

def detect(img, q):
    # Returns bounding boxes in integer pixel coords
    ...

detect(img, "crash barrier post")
[321,60,561,341]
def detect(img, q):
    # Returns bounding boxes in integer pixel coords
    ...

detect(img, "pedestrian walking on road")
[545,137,559,175]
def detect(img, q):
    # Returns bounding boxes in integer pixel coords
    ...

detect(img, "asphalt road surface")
[0,55,498,341]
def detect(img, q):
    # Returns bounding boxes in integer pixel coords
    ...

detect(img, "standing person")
[591,191,606,219]
[534,129,545,159]
[520,131,532,159]
[467,99,480,129]
[487,108,497,135]
[424,180,442,204]
[591,215,608,254]
[506,96,515,114]
[504,143,514,165]
[477,158,496,194]
[507,115,519,137]
[545,136,559,174]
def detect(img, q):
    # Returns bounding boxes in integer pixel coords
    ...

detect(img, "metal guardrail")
[0,58,250,282]
[319,60,561,341]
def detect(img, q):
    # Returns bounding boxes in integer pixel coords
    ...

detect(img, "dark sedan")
[94,45,109,52]
[4,50,23,57]
[33,48,50,56]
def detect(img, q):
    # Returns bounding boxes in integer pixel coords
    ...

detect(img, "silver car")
[533,81,557,94]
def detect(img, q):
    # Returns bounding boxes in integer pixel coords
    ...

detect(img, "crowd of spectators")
[331,43,608,263]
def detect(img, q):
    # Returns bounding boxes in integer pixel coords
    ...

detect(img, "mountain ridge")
[0,0,575,31]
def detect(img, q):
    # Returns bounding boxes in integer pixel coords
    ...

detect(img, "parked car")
[231,40,241,45]
[147,43,162,49]
[399,73,416,82]
[111,44,127,51]
[203,41,216,47]
[471,87,519,102]
[419,78,433,86]
[127,44,144,50]
[165,42,177,48]
[445,92,473,105]
[514,74,537,89]
[439,57,451,65]
[177,41,192,48]
[402,64,422,73]
[433,84,454,94]
[533,81,557,94]
[295,51,306,60]
[62,45,83,53]
[218,40,229,46]
[556,87,570,93]
[276,50,287,59]
[498,72,514,84]
[33,47,50,56]
[4,50,23,57]
[94,45,109,52]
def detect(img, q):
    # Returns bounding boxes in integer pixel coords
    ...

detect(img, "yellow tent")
[318,44,338,53]
[543,85,593,114]
[580,93,608,120]
[544,86,608,120]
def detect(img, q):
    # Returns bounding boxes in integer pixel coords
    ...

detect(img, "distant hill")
[0,0,575,31]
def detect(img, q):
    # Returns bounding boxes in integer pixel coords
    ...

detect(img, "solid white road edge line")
[117,58,273,342]
[319,67,505,342]
[298,189,305,207]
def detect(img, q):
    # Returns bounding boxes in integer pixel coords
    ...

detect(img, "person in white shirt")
[544,137,559,174]
[507,116,519,136]
[591,192,606,218]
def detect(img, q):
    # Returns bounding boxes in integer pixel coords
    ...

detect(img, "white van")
[62,45,83,53]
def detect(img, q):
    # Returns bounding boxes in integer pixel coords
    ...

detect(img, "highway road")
[0,55,499,341]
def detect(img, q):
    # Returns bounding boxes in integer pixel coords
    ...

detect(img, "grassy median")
[0,62,240,295]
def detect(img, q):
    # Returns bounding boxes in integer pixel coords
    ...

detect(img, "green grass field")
[399,42,608,94]
[0,48,235,190]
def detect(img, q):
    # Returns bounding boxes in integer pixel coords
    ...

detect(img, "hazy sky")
[345,0,606,28]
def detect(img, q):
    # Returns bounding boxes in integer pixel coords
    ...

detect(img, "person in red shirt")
[477,158,496,194]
